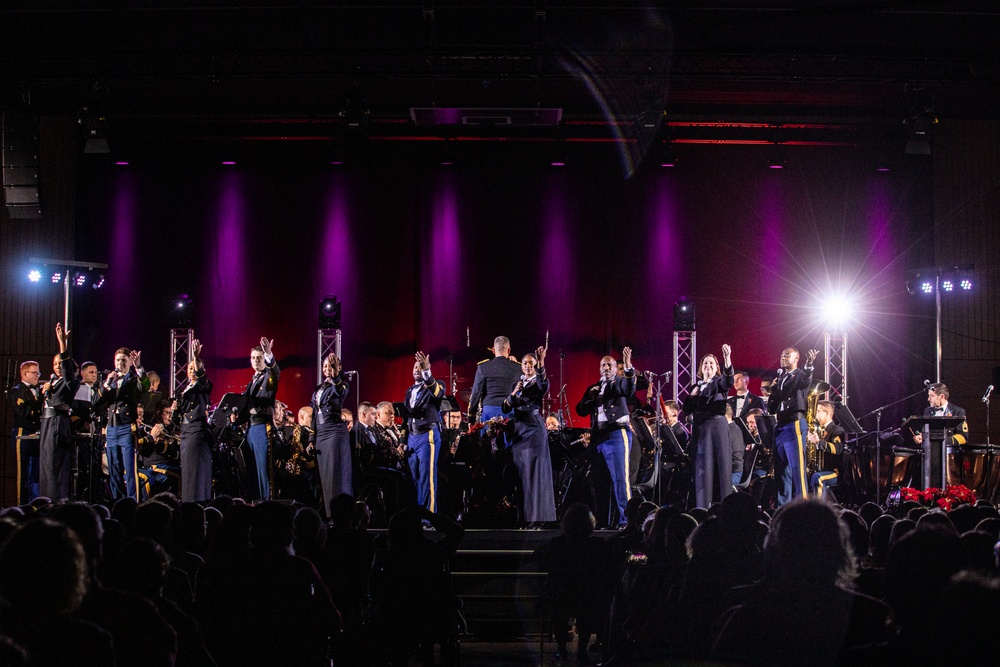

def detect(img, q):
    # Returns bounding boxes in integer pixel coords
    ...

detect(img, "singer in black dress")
[502,346,557,525]
[311,352,351,512]
[686,344,735,508]
[177,339,215,502]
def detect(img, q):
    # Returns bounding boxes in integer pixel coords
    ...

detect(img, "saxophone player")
[806,400,846,499]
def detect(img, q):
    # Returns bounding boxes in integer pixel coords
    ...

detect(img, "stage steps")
[447,528,619,638]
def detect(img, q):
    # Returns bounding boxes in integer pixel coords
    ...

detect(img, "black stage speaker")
[2,111,41,219]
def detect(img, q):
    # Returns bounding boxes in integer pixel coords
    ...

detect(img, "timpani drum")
[946,445,1000,503]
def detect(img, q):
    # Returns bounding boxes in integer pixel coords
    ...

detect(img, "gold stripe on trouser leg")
[794,420,807,498]
[266,422,274,500]
[428,430,437,513]
[132,425,140,501]
[817,472,838,498]
[15,428,23,505]
[622,428,631,501]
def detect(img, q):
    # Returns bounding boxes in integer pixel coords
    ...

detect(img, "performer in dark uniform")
[502,345,557,526]
[911,382,969,447]
[311,352,351,512]
[727,371,765,419]
[243,337,280,500]
[94,346,150,501]
[136,402,181,499]
[404,351,446,512]
[767,346,819,505]
[468,336,522,423]
[40,323,80,500]
[8,359,43,504]
[807,400,846,499]
[176,339,214,502]
[686,345,735,508]
[575,347,636,528]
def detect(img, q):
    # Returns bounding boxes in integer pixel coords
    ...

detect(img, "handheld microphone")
[344,370,358,378]
[983,385,994,403]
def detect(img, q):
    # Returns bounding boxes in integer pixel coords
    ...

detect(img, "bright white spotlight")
[28,270,41,283]
[960,278,972,290]
[920,281,934,294]
[51,272,62,284]
[818,293,854,330]
[942,279,954,292]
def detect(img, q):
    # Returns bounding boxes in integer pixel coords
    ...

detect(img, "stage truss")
[824,332,848,405]
[672,330,696,403]
[169,327,193,399]
[317,328,342,385]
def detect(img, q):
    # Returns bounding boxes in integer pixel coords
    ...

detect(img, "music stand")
[834,403,864,436]
[901,415,967,489]
[211,392,248,429]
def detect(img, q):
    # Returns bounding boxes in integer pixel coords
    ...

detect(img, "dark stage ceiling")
[3,1,1000,144]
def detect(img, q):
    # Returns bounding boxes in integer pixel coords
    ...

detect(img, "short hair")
[929,383,949,399]
[19,360,39,372]
[663,400,680,412]
[817,400,836,413]
[80,361,97,371]
[146,370,160,384]
[747,407,764,417]
[735,370,750,381]
[115,347,131,357]
[376,401,393,411]
[251,345,264,354]
[340,408,353,419]
[359,401,373,415]
[493,336,510,350]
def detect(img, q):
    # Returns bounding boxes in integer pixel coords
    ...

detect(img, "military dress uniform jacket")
[575,370,637,431]
[468,356,522,414]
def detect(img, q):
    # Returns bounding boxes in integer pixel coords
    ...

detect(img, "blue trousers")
[595,427,632,527]
[138,464,181,500]
[247,422,272,501]
[775,417,808,506]
[407,425,441,512]
[11,428,40,504]
[810,470,839,498]
[106,423,139,500]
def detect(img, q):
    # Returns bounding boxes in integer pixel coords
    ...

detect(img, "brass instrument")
[804,379,831,481]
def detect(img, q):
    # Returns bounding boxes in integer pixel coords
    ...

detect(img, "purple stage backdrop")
[73,142,935,428]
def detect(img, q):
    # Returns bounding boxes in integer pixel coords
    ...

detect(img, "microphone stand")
[985,389,994,502]
[859,387,928,506]
[557,349,572,428]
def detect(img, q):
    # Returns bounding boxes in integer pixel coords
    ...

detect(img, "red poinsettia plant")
[899,485,977,511]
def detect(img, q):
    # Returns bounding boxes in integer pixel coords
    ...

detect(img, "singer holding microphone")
[502,345,557,526]
[310,352,352,513]
[94,346,150,500]
[39,322,80,500]
[686,344,735,508]
[766,346,819,505]
[177,339,214,502]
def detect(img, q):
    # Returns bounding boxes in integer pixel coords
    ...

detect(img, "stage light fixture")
[28,270,41,283]
[817,293,854,331]
[51,272,62,283]
[170,294,193,327]
[960,278,972,291]
[920,280,933,294]
[74,272,87,287]
[673,297,695,331]
[941,279,954,292]
[319,294,341,329]
[92,274,105,289]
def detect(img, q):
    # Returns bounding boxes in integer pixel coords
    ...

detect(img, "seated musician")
[273,405,319,506]
[911,382,968,447]
[658,400,689,461]
[136,401,181,499]
[545,415,561,431]
[806,400,846,499]
[741,408,769,482]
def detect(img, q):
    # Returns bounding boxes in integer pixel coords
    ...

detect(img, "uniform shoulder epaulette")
[478,358,490,365]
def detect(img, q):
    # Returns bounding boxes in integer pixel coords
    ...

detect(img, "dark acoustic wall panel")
[2,111,41,219]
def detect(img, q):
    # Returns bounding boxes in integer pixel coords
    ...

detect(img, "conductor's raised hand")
[622,346,633,369]
[415,351,431,371]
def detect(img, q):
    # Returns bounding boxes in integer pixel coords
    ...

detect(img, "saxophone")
[804,381,827,480]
